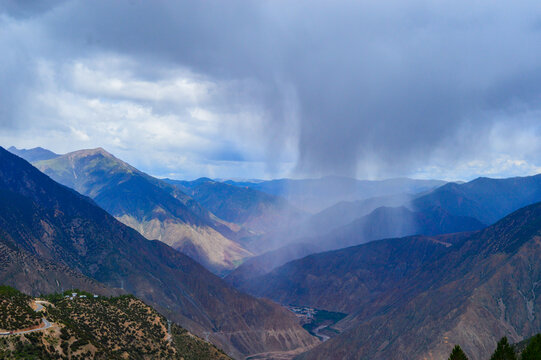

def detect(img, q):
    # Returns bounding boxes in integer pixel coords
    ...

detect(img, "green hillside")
[0,287,231,360]
[0,286,41,331]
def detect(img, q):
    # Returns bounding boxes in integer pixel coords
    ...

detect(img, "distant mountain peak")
[7,146,60,162]
[52,147,140,176]
[194,177,215,183]
[33,148,253,274]
[67,147,115,159]
[9,146,49,152]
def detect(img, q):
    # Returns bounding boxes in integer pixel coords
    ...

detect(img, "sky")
[1,0,541,181]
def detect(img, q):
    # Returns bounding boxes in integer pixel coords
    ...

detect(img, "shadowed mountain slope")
[264,201,541,360]
[34,148,250,274]
[239,232,471,313]
[232,174,541,281]
[301,193,413,238]
[227,206,484,287]
[225,242,323,290]
[295,174,541,245]
[313,205,484,251]
[0,147,317,359]
[413,174,541,225]
[0,228,117,298]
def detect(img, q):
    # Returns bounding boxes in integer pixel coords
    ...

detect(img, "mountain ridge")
[34,148,251,274]
[0,147,318,359]
[225,176,446,213]
[166,177,306,236]
[413,174,541,225]
[287,201,541,359]
[7,146,60,162]
[227,205,484,287]
[232,172,541,281]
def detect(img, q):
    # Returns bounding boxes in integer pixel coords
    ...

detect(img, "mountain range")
[228,173,541,285]
[239,201,541,359]
[0,147,317,359]
[5,144,541,359]
[7,146,60,162]
[226,206,484,290]
[225,176,446,213]
[412,174,541,224]
[165,177,305,237]
[33,148,251,274]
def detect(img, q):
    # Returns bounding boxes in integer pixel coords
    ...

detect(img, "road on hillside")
[0,300,52,336]
[313,325,330,342]
[34,301,45,312]
[12,317,52,335]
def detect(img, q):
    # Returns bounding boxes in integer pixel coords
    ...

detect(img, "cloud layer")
[1,0,540,180]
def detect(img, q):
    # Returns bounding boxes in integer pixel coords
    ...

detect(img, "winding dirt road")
[0,300,53,336]
[313,325,330,342]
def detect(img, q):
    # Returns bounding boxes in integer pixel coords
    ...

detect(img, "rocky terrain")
[293,202,541,359]
[0,147,318,359]
[229,173,541,283]
[34,148,250,274]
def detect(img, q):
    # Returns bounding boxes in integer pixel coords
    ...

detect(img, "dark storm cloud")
[2,0,541,179]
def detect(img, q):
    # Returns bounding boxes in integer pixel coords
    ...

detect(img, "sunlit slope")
[35,148,251,274]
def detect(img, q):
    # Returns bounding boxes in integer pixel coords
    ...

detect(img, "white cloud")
[1,54,297,179]
[68,57,215,104]
[411,110,541,181]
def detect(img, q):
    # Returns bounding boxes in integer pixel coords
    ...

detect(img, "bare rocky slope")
[34,148,251,274]
[233,200,541,359]
[0,147,318,359]
[291,201,541,359]
[229,173,541,285]
[227,206,483,289]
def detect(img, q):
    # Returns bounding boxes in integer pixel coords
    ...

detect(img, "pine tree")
[448,345,469,360]
[490,337,517,360]
[521,334,541,360]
